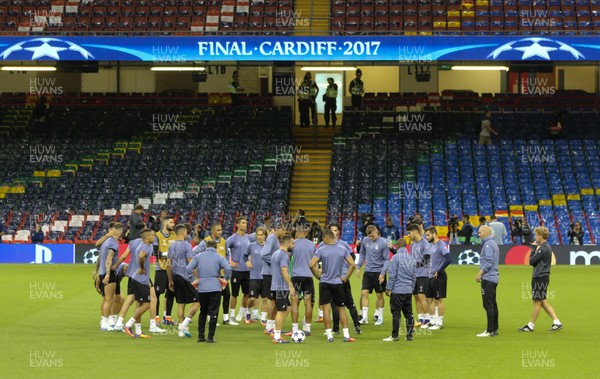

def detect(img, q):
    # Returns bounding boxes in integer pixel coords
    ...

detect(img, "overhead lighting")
[301,66,357,71]
[451,66,509,71]
[1,66,56,71]
[150,66,206,71]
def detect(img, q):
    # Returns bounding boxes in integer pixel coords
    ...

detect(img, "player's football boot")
[548,324,563,332]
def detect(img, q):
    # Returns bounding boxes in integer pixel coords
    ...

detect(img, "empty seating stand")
[0,93,293,242]
[0,0,296,35]
[329,0,600,34]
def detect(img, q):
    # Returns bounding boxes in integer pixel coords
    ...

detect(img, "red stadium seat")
[107,6,119,17]
[388,15,402,30]
[133,16,147,29]
[147,15,161,31]
[162,16,176,30]
[332,4,344,17]
[78,5,91,16]
[179,6,191,16]
[135,6,148,17]
[90,16,105,31]
[119,16,133,31]
[105,16,119,31]
[164,6,177,16]
[176,16,190,29]
[93,6,106,17]
[192,6,206,17]
[149,6,162,16]
[121,6,134,17]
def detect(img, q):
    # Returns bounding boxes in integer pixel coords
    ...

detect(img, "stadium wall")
[1,244,598,265]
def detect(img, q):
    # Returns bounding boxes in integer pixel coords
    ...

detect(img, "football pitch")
[1,264,599,379]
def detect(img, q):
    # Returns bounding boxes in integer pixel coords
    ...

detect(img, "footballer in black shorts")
[98,270,118,297]
[154,270,168,295]
[319,283,346,307]
[231,271,250,297]
[261,275,274,300]
[292,276,314,296]
[127,277,135,296]
[133,280,151,303]
[531,276,549,301]
[413,277,429,296]
[173,275,198,303]
[249,279,263,299]
[518,230,562,333]
[429,271,447,299]
[273,291,290,311]
[362,271,386,293]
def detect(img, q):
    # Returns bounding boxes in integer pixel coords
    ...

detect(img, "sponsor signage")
[0,36,597,62]
[450,244,600,265]
[0,244,74,263]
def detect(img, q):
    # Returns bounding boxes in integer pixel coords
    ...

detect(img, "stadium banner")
[75,243,156,265]
[450,245,600,266]
[0,36,597,62]
[0,244,74,264]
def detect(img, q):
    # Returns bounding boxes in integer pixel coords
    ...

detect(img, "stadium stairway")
[288,126,337,222]
[294,0,329,35]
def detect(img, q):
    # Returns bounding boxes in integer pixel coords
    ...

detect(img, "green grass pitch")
[1,264,599,378]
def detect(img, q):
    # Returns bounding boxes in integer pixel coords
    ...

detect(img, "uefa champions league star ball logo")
[487,37,584,60]
[457,250,480,265]
[0,38,94,60]
[83,248,100,264]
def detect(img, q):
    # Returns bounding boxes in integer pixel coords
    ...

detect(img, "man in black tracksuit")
[518,226,563,333]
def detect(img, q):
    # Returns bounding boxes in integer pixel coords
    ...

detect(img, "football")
[457,249,480,265]
[291,330,306,343]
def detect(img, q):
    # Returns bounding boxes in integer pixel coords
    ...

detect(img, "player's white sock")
[362,307,369,320]
[325,328,333,340]
[163,311,166,318]
[252,309,259,317]
[553,319,561,325]
[377,308,384,320]
[135,323,142,335]
[435,306,439,318]
[424,313,430,323]
[528,322,535,330]
[109,315,116,325]
[438,316,444,326]
[292,323,299,332]
[150,318,157,329]
[100,317,108,328]
[223,313,230,322]
[418,313,423,322]
[261,312,267,320]
[342,328,350,338]
[304,323,312,333]
[274,330,281,340]
[125,317,135,328]
[318,309,324,318]
[267,320,274,330]
[230,309,236,318]
[182,317,192,328]
[116,316,124,327]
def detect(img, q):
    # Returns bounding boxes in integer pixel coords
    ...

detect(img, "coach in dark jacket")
[129,205,146,241]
